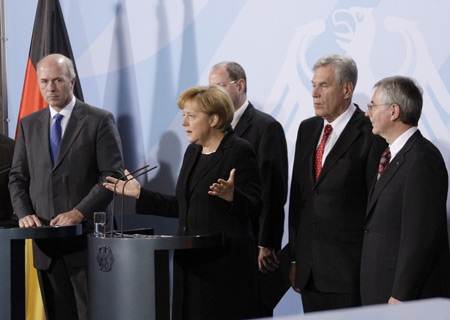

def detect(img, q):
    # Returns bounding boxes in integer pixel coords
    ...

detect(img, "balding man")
[9,54,123,320]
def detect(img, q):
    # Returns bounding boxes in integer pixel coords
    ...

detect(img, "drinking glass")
[94,212,106,237]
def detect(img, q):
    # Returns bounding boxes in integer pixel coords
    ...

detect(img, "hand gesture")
[103,169,141,199]
[208,168,235,202]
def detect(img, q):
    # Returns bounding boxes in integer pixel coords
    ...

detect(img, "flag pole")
[0,0,9,135]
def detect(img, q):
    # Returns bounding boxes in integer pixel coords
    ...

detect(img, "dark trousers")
[301,274,361,313]
[37,256,88,320]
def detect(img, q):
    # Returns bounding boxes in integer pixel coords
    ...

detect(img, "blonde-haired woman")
[105,86,262,320]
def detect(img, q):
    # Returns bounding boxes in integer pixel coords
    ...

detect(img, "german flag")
[17,1,83,319]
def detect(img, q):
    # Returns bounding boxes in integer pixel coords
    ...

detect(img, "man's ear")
[71,77,76,89]
[236,79,246,95]
[343,81,353,100]
[390,104,401,121]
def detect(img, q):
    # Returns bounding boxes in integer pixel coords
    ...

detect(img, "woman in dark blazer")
[104,85,262,320]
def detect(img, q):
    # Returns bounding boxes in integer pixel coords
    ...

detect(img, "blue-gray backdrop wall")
[5,0,450,316]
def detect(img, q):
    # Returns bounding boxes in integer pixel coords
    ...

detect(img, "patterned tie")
[50,113,64,165]
[314,124,333,181]
[377,147,391,180]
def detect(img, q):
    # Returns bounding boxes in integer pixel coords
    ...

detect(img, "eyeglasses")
[367,103,390,112]
[216,80,238,88]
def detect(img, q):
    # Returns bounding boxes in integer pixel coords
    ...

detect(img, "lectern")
[88,233,225,320]
[0,225,82,320]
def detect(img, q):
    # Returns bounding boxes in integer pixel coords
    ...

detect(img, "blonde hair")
[178,86,234,132]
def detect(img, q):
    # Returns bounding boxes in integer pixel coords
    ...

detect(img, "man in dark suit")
[0,133,15,223]
[289,54,386,312]
[9,54,123,320]
[361,76,450,305]
[209,62,288,316]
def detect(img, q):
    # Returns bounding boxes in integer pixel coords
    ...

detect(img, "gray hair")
[313,54,358,89]
[374,76,423,126]
[212,61,247,94]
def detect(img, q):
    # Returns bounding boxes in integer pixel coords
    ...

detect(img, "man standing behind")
[289,54,386,312]
[209,62,288,316]
[9,54,123,320]
[361,76,450,305]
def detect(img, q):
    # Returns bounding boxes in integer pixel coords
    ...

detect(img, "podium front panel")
[88,233,224,320]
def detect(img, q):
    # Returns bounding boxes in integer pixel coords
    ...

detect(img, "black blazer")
[361,130,450,304]
[9,100,123,269]
[289,106,386,294]
[235,102,288,250]
[0,133,15,221]
[136,131,262,320]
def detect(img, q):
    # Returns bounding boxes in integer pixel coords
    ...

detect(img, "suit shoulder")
[252,108,279,124]
[298,116,322,130]
[79,102,113,118]
[411,135,445,162]
[20,107,48,123]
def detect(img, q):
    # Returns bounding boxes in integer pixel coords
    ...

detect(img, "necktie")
[377,147,391,180]
[50,113,64,165]
[314,124,333,181]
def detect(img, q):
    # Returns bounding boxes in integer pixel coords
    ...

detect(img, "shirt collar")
[49,96,76,119]
[389,126,418,160]
[231,100,249,129]
[322,102,356,136]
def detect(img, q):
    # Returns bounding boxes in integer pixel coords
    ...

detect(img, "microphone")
[0,164,19,175]
[120,165,158,237]
[110,165,150,236]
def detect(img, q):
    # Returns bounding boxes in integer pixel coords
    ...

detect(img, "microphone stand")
[110,165,150,237]
[120,166,157,237]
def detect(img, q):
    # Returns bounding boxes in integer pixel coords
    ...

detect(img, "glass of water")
[94,212,106,237]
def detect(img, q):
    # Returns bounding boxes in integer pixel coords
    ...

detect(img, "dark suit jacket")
[136,131,262,320]
[360,130,450,305]
[289,106,386,294]
[235,102,288,250]
[0,133,15,221]
[9,100,123,270]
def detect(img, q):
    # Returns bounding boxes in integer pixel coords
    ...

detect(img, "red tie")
[377,147,391,180]
[314,124,333,181]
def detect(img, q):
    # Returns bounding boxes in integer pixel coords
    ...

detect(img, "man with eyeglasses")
[361,75,450,305]
[288,53,386,312]
[209,62,288,317]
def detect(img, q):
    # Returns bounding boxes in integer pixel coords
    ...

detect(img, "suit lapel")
[234,103,254,137]
[315,107,363,185]
[308,120,324,184]
[53,101,85,170]
[365,131,420,220]
[38,108,53,166]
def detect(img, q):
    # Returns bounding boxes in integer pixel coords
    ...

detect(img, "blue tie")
[50,113,64,165]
